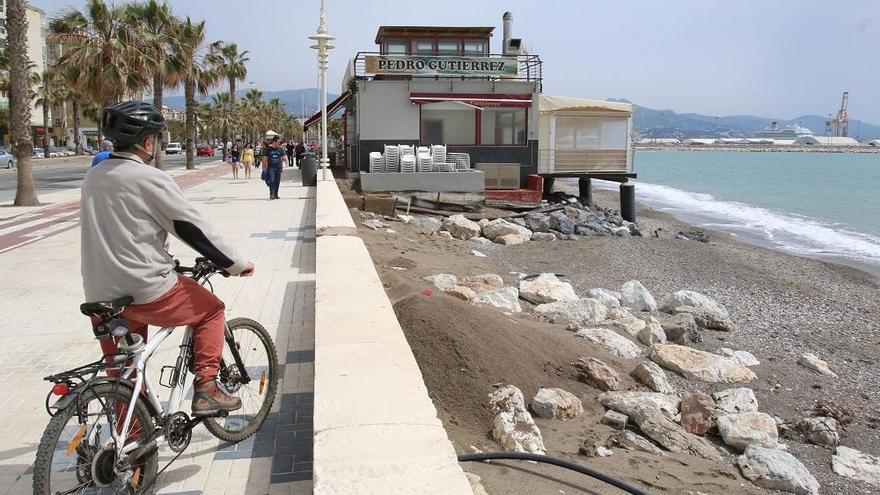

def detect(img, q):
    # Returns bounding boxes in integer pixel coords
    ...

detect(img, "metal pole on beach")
[309,0,334,181]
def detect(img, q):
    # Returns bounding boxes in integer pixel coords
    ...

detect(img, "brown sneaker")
[192,380,242,417]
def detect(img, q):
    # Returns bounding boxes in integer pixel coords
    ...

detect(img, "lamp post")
[309,0,334,181]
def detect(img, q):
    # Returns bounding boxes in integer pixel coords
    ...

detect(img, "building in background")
[161,105,185,122]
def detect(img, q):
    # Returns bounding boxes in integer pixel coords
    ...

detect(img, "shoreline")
[634,144,879,153]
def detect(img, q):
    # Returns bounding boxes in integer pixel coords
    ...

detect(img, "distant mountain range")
[162,88,339,119]
[162,90,879,140]
[608,99,880,140]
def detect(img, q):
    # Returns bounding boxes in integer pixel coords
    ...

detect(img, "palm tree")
[171,17,218,169]
[207,41,248,152]
[208,92,239,146]
[7,0,38,206]
[125,0,180,169]
[33,70,61,158]
[49,0,149,109]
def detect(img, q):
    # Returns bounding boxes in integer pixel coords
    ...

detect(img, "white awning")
[539,94,633,114]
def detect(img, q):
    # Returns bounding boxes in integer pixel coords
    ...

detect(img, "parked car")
[33,148,45,158]
[196,144,215,157]
[165,142,182,155]
[0,148,13,169]
[52,147,74,157]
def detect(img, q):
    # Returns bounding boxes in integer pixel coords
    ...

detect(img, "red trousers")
[99,275,226,384]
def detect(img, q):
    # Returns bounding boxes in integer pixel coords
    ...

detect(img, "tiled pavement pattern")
[0,167,315,495]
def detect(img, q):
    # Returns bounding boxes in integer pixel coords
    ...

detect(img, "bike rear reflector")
[67,424,86,455]
[52,383,70,396]
[259,371,267,395]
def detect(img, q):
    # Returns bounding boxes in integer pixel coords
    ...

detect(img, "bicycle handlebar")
[173,257,231,278]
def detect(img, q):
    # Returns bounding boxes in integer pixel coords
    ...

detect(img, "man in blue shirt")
[261,136,288,200]
[91,140,113,167]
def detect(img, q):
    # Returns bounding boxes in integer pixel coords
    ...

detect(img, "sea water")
[599,151,880,274]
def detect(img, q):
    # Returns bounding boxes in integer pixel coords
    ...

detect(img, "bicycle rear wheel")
[33,381,158,495]
[203,317,279,443]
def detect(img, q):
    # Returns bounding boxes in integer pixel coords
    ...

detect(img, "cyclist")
[81,101,255,416]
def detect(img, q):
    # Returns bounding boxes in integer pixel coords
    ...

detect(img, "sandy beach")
[350,182,880,495]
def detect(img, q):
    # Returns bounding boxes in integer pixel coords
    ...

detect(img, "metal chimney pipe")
[502,11,513,55]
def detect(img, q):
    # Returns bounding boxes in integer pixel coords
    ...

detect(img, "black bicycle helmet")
[101,101,166,147]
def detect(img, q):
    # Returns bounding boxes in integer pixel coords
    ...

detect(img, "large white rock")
[588,288,622,308]
[604,306,647,336]
[495,233,530,245]
[659,290,730,319]
[798,417,839,446]
[473,287,522,313]
[519,273,579,305]
[620,280,658,312]
[832,446,880,488]
[717,412,779,450]
[460,274,504,293]
[598,391,680,421]
[719,348,761,367]
[408,215,442,233]
[575,328,643,359]
[488,385,546,454]
[798,353,837,377]
[738,445,819,495]
[443,285,476,301]
[713,388,759,414]
[650,344,757,383]
[630,361,675,394]
[481,218,533,241]
[442,214,482,240]
[535,298,608,326]
[530,387,584,420]
[422,273,458,290]
[638,317,667,346]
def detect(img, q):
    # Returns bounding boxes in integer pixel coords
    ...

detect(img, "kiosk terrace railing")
[537,148,632,174]
[344,52,542,90]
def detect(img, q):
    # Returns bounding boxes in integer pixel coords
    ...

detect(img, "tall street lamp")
[309,0,334,181]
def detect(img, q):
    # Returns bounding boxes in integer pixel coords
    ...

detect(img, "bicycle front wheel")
[33,382,158,495]
[203,317,279,443]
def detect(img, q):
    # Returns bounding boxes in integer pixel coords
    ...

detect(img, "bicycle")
[33,257,279,495]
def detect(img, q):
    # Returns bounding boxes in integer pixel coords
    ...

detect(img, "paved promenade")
[0,163,315,495]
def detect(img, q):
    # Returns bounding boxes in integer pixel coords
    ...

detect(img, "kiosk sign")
[365,55,518,77]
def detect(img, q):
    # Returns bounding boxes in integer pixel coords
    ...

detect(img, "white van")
[165,142,182,155]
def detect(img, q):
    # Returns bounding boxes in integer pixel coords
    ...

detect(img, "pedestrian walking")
[261,136,288,200]
[91,140,114,167]
[241,143,255,179]
[229,143,242,179]
[295,141,306,167]
[286,140,295,168]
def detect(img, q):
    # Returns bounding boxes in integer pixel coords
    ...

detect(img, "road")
[0,153,219,202]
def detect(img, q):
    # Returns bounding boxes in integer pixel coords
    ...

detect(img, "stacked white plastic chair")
[417,152,433,172]
[449,152,471,171]
[400,154,417,173]
[369,152,385,173]
[431,145,447,167]
[383,145,400,173]
[398,144,414,159]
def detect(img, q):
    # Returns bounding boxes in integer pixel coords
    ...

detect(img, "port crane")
[824,91,849,137]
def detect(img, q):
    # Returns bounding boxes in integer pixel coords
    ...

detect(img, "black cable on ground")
[458,452,652,495]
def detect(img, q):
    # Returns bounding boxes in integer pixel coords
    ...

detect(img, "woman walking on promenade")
[241,143,255,179]
[229,143,242,179]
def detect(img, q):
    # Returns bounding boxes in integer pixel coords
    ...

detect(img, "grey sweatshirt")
[81,153,248,304]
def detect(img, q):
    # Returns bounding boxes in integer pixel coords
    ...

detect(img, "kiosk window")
[481,108,527,145]
[384,39,407,54]
[420,102,476,145]
[463,40,486,55]
[414,39,434,55]
[437,40,460,55]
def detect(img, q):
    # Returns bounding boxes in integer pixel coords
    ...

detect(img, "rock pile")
[488,385,546,454]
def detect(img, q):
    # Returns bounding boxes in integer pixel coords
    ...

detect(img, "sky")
[31,0,880,123]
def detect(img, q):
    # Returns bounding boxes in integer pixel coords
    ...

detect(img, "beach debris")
[573,357,621,391]
[719,348,760,367]
[488,385,546,454]
[443,285,476,302]
[441,214,482,240]
[659,312,702,345]
[599,391,720,461]
[798,353,837,377]
[611,226,631,237]
[574,327,643,359]
[680,392,717,436]
[637,316,667,346]
[604,306,647,336]
[650,344,757,383]
[519,273,579,305]
[548,212,575,235]
[530,232,557,241]
[408,215,442,233]
[832,446,880,488]
[396,214,413,224]
[436,231,454,239]
[386,229,397,234]
[469,236,493,246]
[386,266,407,271]
[459,273,504,293]
[495,233,530,245]
[465,473,490,495]
[596,446,614,457]
[362,219,389,230]
[611,430,664,456]
[713,388,759,415]
[717,412,779,450]
[675,230,711,242]
[530,387,584,420]
[738,445,819,495]
[588,288,622,308]
[659,290,730,319]
[620,280,658,312]
[601,410,629,430]
[535,298,608,326]
[631,361,675,394]
[523,213,552,233]
[811,399,854,426]
[481,218,533,241]
[422,273,458,290]
[797,416,840,446]
[470,250,487,257]
[472,287,522,313]
[672,305,735,331]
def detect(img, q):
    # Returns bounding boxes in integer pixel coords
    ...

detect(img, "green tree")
[207,41,248,150]
[8,0,38,205]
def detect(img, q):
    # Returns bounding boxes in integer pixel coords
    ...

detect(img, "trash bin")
[300,152,317,186]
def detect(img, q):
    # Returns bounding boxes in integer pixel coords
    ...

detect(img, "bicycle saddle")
[80,296,134,317]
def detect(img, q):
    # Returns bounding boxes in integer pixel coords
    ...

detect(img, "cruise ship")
[754,121,815,140]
